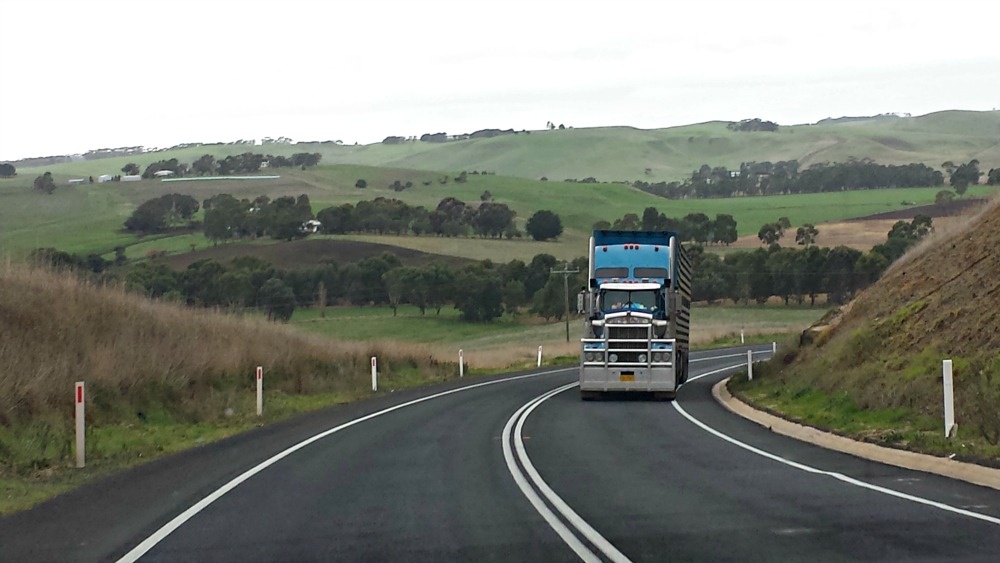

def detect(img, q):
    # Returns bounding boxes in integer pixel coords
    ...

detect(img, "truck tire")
[580,390,601,401]
[652,391,676,401]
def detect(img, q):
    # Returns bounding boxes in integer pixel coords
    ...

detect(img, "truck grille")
[608,326,648,340]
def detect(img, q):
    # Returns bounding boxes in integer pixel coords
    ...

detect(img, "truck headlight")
[638,354,647,363]
[609,353,618,363]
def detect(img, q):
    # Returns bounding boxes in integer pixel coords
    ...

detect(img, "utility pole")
[551,262,580,342]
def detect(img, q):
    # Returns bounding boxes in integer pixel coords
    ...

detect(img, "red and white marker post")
[256,366,263,417]
[75,381,85,468]
[459,349,464,378]
[371,356,378,392]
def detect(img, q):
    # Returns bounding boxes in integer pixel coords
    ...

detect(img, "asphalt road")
[4,346,1000,562]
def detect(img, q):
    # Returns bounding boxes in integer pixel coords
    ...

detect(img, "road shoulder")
[714,377,1000,491]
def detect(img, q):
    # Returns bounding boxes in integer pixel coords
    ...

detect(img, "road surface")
[3,346,1000,562]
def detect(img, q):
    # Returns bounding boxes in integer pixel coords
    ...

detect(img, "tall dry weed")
[0,263,454,430]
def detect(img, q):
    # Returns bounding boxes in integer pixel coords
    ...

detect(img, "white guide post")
[256,366,263,417]
[772,342,777,355]
[943,359,955,438]
[459,349,464,378]
[747,350,754,381]
[741,330,745,345]
[75,381,85,468]
[537,346,543,368]
[371,356,378,392]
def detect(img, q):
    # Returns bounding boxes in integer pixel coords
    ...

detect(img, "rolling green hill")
[3,109,999,262]
[4,162,997,262]
[11,111,1000,185]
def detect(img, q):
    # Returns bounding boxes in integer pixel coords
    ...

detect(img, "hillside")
[12,110,1000,183]
[757,197,1000,457]
[5,159,997,263]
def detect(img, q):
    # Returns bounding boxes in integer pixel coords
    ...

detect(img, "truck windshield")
[601,290,658,313]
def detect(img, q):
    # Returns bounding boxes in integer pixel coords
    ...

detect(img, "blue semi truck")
[580,230,692,400]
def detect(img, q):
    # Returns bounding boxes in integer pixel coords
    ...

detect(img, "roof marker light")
[654,246,659,252]
[602,246,607,252]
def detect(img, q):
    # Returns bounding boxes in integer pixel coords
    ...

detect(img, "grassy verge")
[728,356,1000,467]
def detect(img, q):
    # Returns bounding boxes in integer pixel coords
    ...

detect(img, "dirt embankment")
[776,197,1000,449]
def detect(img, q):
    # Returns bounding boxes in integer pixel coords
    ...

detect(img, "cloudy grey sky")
[1,0,997,160]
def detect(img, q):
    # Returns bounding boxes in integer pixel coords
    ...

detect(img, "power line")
[550,263,580,342]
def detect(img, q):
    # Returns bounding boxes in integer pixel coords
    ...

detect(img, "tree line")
[32,211,933,325]
[118,252,586,323]
[117,151,323,180]
[125,192,565,242]
[693,215,933,305]
[597,207,739,245]
[632,158,956,199]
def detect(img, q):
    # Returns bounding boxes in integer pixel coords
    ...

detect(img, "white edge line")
[672,400,1000,526]
[514,384,633,563]
[502,383,602,563]
[119,348,760,562]
[117,367,576,563]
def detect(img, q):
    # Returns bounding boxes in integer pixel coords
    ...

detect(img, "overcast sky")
[1,0,997,161]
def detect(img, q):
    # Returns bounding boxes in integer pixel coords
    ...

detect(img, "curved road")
[4,346,1000,561]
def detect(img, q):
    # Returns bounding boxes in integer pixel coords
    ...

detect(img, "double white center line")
[501,382,631,563]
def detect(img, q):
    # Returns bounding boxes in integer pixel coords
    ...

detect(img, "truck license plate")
[619,373,635,382]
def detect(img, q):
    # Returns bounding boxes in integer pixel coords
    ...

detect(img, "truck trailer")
[580,230,692,400]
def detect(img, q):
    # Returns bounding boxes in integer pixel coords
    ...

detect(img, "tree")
[472,202,515,238]
[291,153,322,168]
[530,277,565,320]
[191,154,216,175]
[355,179,367,189]
[795,224,819,246]
[525,210,563,241]
[260,277,296,321]
[32,172,56,194]
[125,193,200,233]
[453,266,503,322]
[935,189,956,205]
[758,223,781,245]
[683,213,711,243]
[382,268,412,316]
[948,159,981,196]
[855,251,889,288]
[988,168,1000,186]
[203,194,247,243]
[502,280,527,316]
[0,163,15,177]
[122,163,140,175]
[712,214,738,245]
[824,246,862,304]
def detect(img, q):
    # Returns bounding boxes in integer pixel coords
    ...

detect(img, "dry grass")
[762,192,1000,451]
[0,263,458,474]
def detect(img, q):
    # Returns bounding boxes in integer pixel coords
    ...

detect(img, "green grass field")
[5,109,999,260]
[285,303,827,369]
[4,164,996,262]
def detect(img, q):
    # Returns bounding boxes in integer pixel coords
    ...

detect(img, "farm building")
[122,175,142,182]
